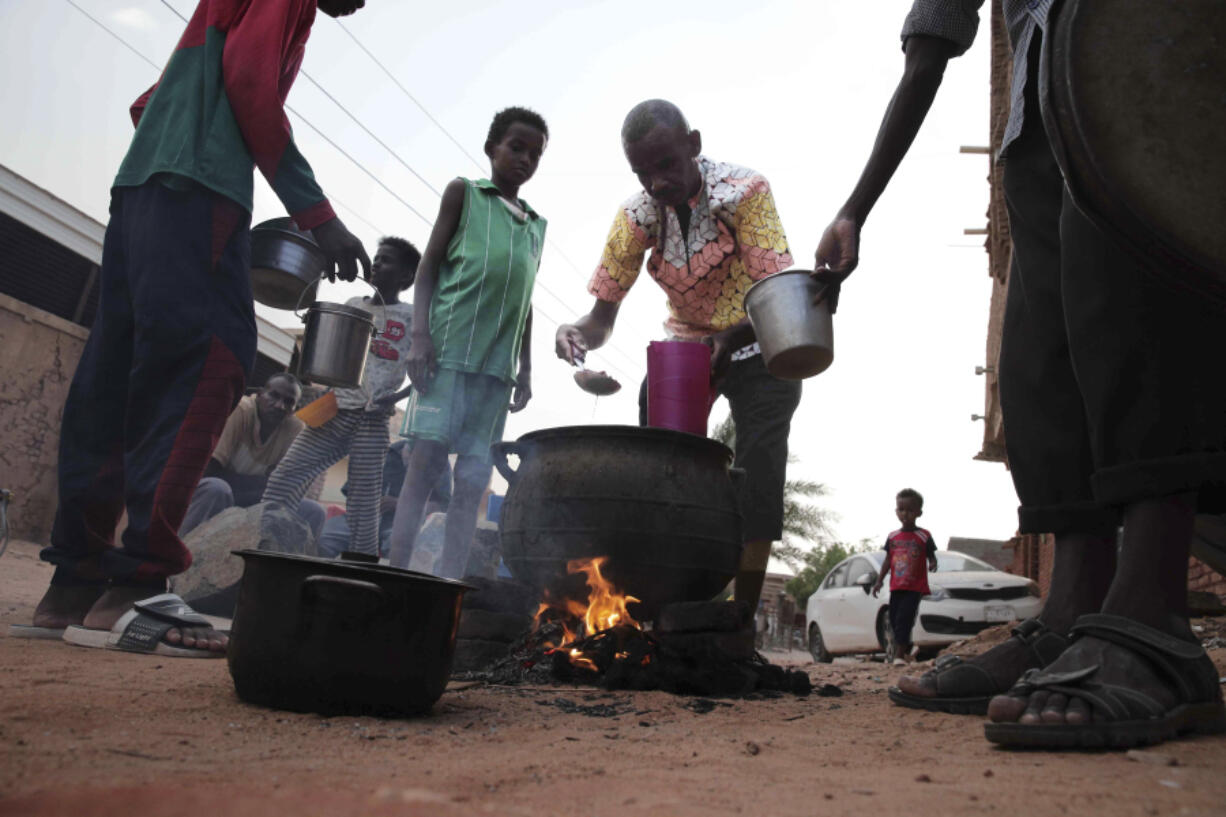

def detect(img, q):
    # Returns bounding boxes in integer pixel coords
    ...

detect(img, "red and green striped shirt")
[114,0,334,229]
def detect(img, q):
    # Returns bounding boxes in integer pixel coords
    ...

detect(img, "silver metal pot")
[298,300,375,388]
[250,217,326,309]
[744,270,834,380]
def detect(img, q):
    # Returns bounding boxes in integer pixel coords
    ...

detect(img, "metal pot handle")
[490,441,523,485]
[302,574,386,622]
[293,275,387,330]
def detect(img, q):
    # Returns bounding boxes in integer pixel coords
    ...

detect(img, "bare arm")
[406,179,466,393]
[555,299,621,365]
[510,308,533,412]
[873,546,894,597]
[813,35,959,308]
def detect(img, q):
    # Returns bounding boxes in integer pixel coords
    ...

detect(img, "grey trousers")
[180,477,325,538]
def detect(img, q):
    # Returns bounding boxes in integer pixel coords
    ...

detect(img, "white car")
[803,550,1042,662]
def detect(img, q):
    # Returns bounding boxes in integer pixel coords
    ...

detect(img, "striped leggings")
[262,408,389,556]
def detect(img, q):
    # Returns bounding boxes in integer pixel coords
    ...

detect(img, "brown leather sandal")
[888,618,1069,715]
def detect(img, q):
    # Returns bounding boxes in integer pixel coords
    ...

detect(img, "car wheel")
[808,623,832,663]
[877,609,897,663]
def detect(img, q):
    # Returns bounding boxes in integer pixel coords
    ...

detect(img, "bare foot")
[83,588,228,654]
[32,585,106,629]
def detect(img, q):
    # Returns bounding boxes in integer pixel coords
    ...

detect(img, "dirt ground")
[2,538,1225,817]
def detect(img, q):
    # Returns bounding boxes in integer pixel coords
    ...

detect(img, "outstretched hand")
[812,216,861,314]
[312,217,371,283]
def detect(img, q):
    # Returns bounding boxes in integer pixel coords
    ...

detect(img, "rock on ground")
[170,502,316,612]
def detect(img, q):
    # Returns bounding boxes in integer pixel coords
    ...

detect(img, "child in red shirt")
[872,488,938,662]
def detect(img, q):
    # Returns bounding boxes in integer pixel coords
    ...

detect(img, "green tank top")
[431,178,547,383]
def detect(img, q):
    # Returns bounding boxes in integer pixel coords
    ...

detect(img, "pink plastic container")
[646,341,717,436]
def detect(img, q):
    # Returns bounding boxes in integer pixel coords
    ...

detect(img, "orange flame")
[532,557,641,656]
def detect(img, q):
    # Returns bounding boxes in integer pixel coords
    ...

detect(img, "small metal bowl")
[250,217,326,309]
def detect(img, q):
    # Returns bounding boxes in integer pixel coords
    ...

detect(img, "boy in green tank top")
[387,107,549,579]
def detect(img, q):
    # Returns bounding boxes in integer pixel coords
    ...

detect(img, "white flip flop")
[8,624,68,640]
[62,593,226,659]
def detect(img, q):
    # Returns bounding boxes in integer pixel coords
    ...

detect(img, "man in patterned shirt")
[555,99,801,613]
[811,1,1226,748]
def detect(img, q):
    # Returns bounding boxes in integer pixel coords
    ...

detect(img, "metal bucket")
[249,217,326,309]
[298,301,375,388]
[744,270,834,380]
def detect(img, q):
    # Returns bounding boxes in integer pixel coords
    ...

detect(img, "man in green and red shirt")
[29,0,370,657]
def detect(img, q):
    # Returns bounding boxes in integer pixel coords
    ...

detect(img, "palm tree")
[709,415,838,565]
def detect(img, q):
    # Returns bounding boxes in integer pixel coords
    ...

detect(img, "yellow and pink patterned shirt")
[589,156,793,343]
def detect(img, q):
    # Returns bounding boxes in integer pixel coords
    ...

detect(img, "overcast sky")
[1,0,1021,563]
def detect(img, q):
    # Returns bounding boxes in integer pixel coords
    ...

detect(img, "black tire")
[877,609,897,663]
[808,622,832,663]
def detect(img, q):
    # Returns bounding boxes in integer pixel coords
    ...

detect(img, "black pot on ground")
[227,550,472,717]
[493,425,744,620]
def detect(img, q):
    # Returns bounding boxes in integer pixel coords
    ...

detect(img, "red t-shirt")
[883,528,936,594]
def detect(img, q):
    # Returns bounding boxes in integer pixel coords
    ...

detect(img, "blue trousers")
[42,180,255,587]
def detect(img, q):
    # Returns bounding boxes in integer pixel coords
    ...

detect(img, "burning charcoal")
[461,577,539,617]
[655,629,756,661]
[451,638,512,674]
[787,671,814,696]
[656,601,751,634]
[456,609,534,642]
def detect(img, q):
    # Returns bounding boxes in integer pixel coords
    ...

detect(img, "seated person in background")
[180,372,324,538]
[317,440,451,559]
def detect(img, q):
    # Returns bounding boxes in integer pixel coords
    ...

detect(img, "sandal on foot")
[63,593,226,659]
[984,613,1226,749]
[889,618,1069,715]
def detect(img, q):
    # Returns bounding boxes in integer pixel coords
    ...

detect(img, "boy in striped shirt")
[387,108,549,580]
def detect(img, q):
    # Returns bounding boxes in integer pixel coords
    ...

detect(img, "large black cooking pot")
[227,550,471,717]
[493,425,744,620]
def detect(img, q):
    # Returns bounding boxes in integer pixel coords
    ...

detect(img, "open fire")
[473,555,811,697]
[533,557,645,672]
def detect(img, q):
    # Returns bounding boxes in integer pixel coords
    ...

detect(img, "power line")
[334,20,487,174]
[155,0,435,228]
[325,17,647,378]
[66,0,161,70]
[160,0,443,201]
[78,0,641,382]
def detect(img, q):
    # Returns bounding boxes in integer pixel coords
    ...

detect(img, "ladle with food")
[567,338,622,396]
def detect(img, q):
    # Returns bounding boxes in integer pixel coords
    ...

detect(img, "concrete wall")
[0,292,87,543]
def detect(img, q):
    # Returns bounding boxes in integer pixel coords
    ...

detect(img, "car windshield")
[934,553,994,572]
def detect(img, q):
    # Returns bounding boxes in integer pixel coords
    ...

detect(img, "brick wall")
[1008,534,1224,600]
[1189,557,1226,596]
[1004,533,1054,597]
